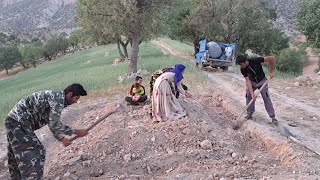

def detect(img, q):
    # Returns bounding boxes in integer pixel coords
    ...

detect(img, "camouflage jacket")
[7,90,75,140]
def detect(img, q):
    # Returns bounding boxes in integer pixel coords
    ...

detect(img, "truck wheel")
[201,63,205,70]
[222,66,228,72]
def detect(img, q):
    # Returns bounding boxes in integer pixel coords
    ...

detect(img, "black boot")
[244,115,252,120]
[271,118,278,125]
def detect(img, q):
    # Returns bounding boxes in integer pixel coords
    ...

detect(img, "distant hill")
[0,0,76,31]
[0,0,302,39]
[267,0,302,38]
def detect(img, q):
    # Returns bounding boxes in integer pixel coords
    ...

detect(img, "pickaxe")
[69,104,121,142]
[283,127,320,156]
[233,80,269,130]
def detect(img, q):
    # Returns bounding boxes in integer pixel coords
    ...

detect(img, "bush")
[20,42,45,68]
[275,48,305,75]
[312,47,319,72]
[296,43,308,65]
[44,36,69,60]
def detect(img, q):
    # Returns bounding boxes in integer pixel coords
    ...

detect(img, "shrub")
[296,43,308,65]
[275,48,305,75]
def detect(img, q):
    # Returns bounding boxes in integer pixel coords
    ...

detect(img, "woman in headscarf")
[152,64,192,121]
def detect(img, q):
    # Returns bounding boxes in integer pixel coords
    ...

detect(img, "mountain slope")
[0,0,76,30]
[0,0,303,38]
[267,0,302,37]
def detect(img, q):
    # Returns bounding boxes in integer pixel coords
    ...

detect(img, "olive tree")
[77,0,174,73]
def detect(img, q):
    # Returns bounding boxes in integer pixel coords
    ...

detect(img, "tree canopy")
[0,45,22,74]
[20,42,45,68]
[43,35,69,60]
[0,33,18,45]
[167,0,288,55]
[297,0,320,48]
[77,0,174,73]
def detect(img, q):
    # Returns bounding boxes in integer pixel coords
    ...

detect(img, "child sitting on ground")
[125,76,148,105]
[132,83,144,101]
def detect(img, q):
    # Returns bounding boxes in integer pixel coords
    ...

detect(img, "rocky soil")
[0,40,319,180]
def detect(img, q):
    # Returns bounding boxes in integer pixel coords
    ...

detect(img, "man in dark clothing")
[236,55,278,125]
[5,83,89,180]
[125,76,148,105]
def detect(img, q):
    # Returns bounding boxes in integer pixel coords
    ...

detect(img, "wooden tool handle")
[69,105,120,142]
[289,136,320,156]
[235,80,268,122]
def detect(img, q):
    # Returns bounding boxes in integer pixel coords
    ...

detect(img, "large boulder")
[113,58,124,65]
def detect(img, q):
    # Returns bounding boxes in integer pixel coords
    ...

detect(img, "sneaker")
[271,118,278,125]
[244,115,252,120]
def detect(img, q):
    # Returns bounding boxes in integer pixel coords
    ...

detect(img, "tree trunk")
[5,68,8,75]
[117,40,126,59]
[224,26,232,43]
[193,40,198,55]
[119,39,129,58]
[129,18,141,73]
[20,61,27,69]
[123,44,129,58]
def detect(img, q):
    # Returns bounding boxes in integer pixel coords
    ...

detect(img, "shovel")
[283,127,320,156]
[232,80,268,130]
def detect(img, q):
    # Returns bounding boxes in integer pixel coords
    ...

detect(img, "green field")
[157,38,194,55]
[0,39,206,125]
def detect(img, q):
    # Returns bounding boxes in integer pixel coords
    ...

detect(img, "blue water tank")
[207,42,222,58]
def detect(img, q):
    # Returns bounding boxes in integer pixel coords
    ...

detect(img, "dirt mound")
[0,93,310,179]
[1,40,319,179]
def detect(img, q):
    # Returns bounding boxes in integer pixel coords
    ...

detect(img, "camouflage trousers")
[5,117,45,180]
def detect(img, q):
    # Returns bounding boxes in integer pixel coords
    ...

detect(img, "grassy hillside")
[0,40,205,125]
[158,38,194,55]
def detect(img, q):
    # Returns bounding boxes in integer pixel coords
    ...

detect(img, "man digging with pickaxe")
[235,55,278,127]
[5,83,89,180]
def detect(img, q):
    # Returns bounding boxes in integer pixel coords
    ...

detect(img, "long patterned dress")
[152,72,186,121]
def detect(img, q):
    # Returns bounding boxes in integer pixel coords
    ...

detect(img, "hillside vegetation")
[0,40,204,124]
[1,36,319,180]
[268,0,302,37]
[0,0,76,30]
[0,0,301,39]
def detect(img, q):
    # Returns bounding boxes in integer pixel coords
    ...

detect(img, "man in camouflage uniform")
[149,67,188,117]
[5,83,89,180]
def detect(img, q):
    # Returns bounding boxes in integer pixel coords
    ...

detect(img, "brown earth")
[303,47,319,75]
[0,66,26,80]
[0,41,320,179]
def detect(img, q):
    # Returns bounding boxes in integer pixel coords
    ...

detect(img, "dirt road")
[153,40,320,177]
[153,40,320,146]
[303,47,319,75]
